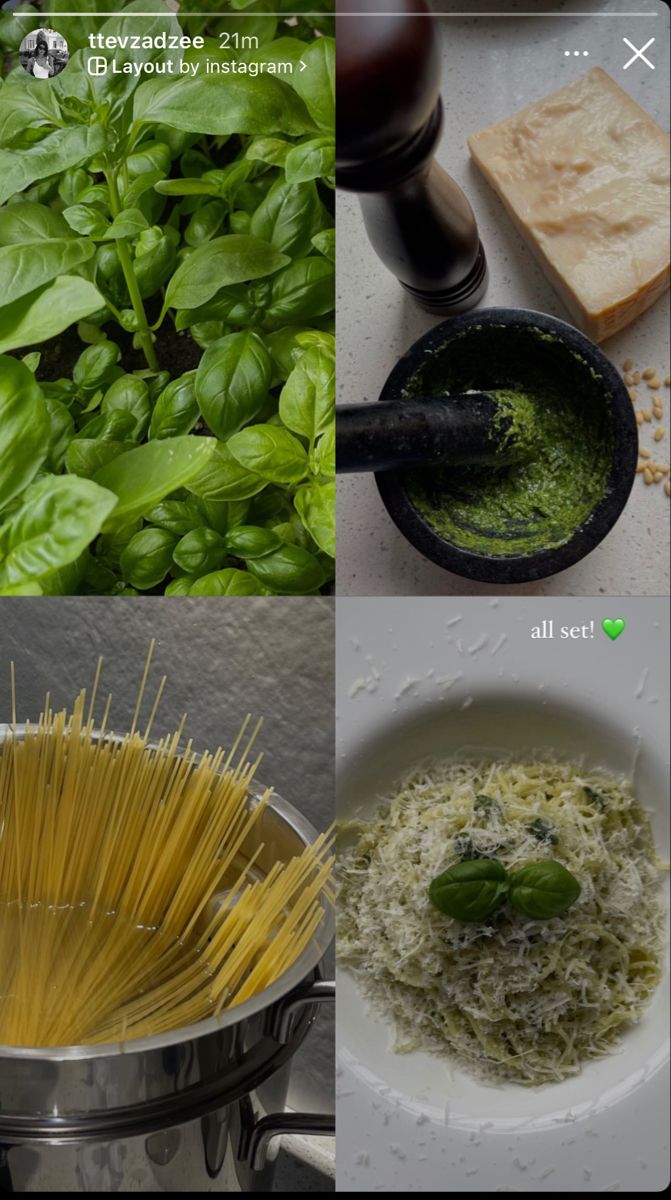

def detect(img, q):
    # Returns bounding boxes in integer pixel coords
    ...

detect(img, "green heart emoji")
[602,618,625,641]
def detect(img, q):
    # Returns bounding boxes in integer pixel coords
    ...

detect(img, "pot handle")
[242,978,336,1171]
[272,977,335,1044]
[243,1110,334,1173]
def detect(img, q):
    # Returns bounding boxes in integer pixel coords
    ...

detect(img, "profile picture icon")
[19,28,69,79]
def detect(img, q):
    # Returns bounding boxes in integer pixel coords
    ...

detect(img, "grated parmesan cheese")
[338,759,666,1086]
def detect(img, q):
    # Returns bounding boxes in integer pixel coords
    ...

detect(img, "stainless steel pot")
[0,727,335,1192]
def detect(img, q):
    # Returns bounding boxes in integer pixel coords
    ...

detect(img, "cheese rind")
[468,68,670,342]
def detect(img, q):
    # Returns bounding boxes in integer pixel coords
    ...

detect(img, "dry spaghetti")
[0,644,333,1047]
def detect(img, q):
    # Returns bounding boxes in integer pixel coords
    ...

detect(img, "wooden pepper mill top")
[336,0,487,314]
[336,0,443,181]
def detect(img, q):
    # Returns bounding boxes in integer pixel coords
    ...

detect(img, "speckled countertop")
[337,0,670,597]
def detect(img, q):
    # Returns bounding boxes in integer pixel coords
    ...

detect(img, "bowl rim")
[375,307,639,584]
[0,724,334,1062]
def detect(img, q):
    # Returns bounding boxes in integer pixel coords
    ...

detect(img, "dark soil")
[8,315,202,382]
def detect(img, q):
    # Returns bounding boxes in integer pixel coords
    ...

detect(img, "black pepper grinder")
[336,0,487,314]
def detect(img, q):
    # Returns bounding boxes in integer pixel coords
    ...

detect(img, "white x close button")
[623,37,655,70]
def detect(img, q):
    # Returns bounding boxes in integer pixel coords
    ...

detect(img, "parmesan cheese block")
[468,68,670,342]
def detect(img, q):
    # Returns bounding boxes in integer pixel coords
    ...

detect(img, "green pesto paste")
[403,327,613,558]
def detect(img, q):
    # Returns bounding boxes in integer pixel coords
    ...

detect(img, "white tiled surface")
[337,0,670,597]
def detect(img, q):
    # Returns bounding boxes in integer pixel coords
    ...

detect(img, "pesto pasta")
[338,759,666,1086]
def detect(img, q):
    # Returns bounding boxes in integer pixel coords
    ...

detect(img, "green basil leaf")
[265,257,334,326]
[224,525,282,560]
[73,341,122,394]
[292,38,335,132]
[63,204,110,239]
[428,859,509,923]
[227,424,308,485]
[44,396,75,473]
[150,371,199,440]
[0,475,117,590]
[0,581,43,596]
[0,355,50,510]
[245,137,291,168]
[313,425,335,478]
[57,6,182,114]
[95,518,143,568]
[175,283,257,332]
[311,229,335,262]
[172,527,226,575]
[508,861,581,920]
[78,409,136,443]
[101,375,151,442]
[165,576,196,596]
[93,436,215,531]
[21,352,41,374]
[279,345,334,441]
[195,497,249,537]
[0,76,63,149]
[0,125,107,207]
[0,201,74,246]
[155,177,221,198]
[240,36,305,70]
[265,326,309,382]
[185,199,224,247]
[103,207,149,241]
[246,544,325,595]
[164,235,288,311]
[294,482,335,558]
[120,527,177,591]
[126,140,172,179]
[187,441,266,502]
[57,168,89,209]
[196,331,272,441]
[134,73,314,138]
[65,439,130,480]
[250,177,323,259]
[0,277,106,354]
[285,138,335,184]
[188,568,266,596]
[145,498,206,536]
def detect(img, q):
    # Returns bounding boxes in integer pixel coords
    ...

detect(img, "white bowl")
[336,597,669,1192]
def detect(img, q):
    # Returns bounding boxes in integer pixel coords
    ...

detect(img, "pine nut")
[654,428,665,442]
[623,358,634,371]
[643,468,653,484]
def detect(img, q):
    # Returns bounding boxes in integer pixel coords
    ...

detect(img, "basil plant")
[0,1,335,596]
